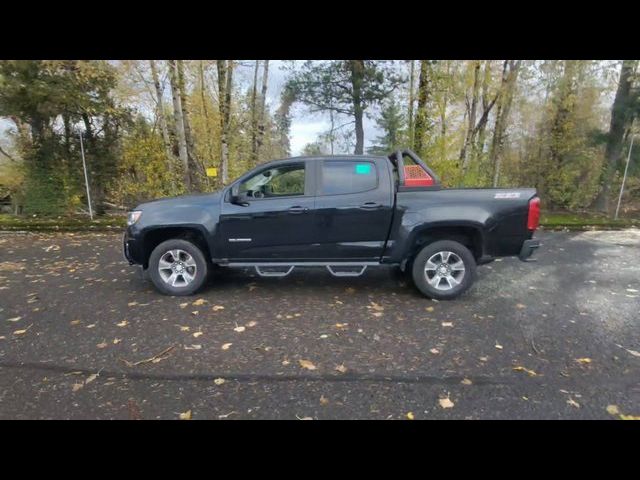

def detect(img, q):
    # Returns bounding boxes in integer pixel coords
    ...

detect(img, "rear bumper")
[518,239,540,261]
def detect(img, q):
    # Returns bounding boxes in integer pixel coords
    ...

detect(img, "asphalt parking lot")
[0,229,639,419]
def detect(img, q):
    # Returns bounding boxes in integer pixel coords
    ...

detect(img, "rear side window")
[320,161,378,195]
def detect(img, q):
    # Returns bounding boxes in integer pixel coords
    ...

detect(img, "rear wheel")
[148,239,209,296]
[411,240,476,300]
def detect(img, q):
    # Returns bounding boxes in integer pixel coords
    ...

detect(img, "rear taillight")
[527,197,540,231]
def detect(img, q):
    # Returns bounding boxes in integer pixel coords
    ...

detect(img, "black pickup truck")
[124,149,540,299]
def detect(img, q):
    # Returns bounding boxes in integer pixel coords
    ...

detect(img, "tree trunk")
[275,86,295,157]
[256,60,270,161]
[199,60,209,120]
[349,60,366,154]
[149,60,177,191]
[177,60,205,187]
[408,60,415,149]
[168,60,191,192]
[217,60,234,185]
[460,60,481,175]
[414,60,432,157]
[250,60,260,164]
[475,61,492,162]
[490,60,522,187]
[593,60,638,213]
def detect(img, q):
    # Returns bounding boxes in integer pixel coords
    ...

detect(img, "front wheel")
[148,239,209,296]
[411,240,476,300]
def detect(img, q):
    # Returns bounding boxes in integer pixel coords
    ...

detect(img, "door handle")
[359,202,382,210]
[288,206,309,214]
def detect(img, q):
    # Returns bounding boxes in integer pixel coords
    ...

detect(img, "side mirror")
[230,184,249,207]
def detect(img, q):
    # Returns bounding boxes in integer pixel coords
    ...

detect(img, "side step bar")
[227,262,379,278]
[326,265,367,277]
[254,266,295,277]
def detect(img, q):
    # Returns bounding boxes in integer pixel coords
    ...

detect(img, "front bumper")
[123,229,144,265]
[518,239,540,261]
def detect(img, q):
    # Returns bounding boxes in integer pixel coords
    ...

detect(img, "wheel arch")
[141,225,212,269]
[404,223,484,266]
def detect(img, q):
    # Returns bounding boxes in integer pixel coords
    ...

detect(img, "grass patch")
[541,212,640,230]
[0,214,126,232]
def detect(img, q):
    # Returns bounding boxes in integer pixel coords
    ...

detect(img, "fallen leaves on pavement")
[299,359,317,370]
[439,396,455,409]
[72,371,100,392]
[13,324,33,336]
[513,366,538,376]
[335,364,347,374]
[566,398,580,408]
[120,345,176,367]
[575,358,592,364]
[615,344,640,358]
[606,404,640,420]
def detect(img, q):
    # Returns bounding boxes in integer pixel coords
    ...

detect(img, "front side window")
[320,160,378,195]
[238,163,305,199]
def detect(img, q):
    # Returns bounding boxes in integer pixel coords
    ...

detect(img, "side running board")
[226,262,379,278]
[254,266,295,277]
[326,265,368,277]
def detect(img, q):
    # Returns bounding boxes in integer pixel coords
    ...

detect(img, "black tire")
[411,240,476,300]
[148,239,209,296]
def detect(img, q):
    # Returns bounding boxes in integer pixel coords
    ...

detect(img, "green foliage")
[0,60,129,214]
[113,117,180,207]
[287,61,404,116]
[368,98,406,155]
[301,141,328,156]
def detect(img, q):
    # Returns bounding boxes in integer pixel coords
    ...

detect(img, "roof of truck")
[269,154,387,162]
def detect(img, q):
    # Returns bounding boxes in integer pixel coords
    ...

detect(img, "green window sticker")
[355,163,371,175]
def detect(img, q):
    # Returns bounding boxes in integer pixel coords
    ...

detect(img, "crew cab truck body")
[124,150,540,299]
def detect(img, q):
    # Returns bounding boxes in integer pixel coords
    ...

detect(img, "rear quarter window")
[320,160,378,195]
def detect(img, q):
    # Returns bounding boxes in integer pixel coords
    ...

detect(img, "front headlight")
[127,210,142,226]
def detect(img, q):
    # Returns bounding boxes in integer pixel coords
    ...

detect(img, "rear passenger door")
[313,158,394,261]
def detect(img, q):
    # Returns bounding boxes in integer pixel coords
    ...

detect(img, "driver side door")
[217,161,318,261]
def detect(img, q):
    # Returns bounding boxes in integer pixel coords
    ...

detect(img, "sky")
[238,60,381,155]
[0,60,384,156]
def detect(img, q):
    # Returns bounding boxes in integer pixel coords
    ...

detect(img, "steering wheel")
[253,190,264,199]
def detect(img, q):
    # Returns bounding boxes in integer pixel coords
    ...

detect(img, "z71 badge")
[494,192,521,199]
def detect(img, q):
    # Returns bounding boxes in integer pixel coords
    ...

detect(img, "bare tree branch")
[0,145,16,162]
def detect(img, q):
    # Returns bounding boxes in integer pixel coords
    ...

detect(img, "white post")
[79,132,94,220]
[614,135,634,221]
